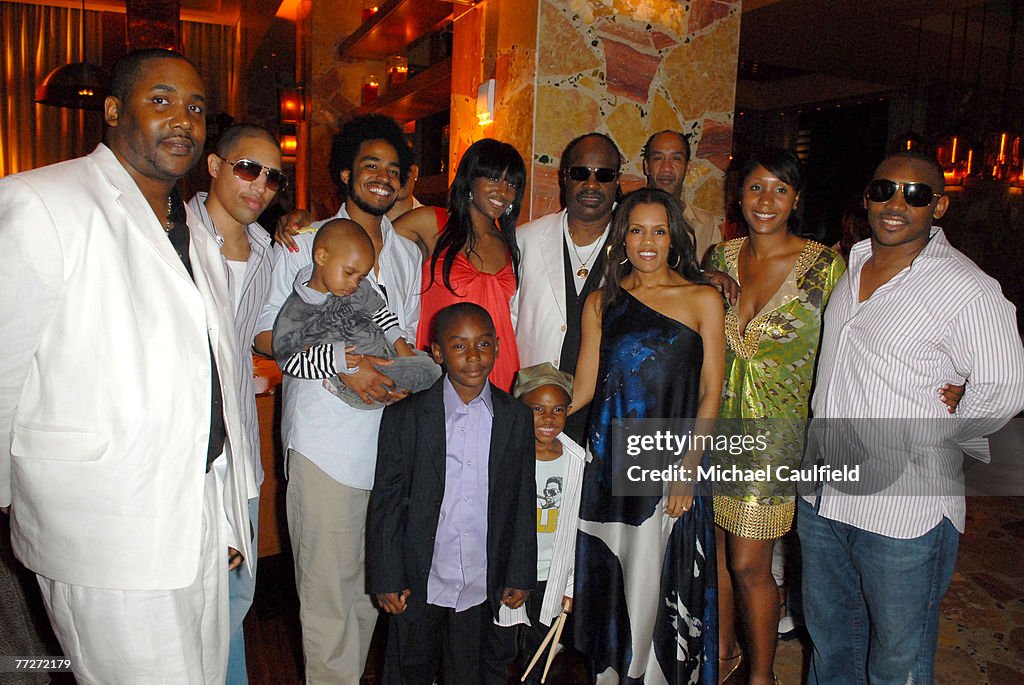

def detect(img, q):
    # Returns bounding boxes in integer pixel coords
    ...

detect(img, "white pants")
[37,468,229,684]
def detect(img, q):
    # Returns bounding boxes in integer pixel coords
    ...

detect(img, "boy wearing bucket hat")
[503,363,589,682]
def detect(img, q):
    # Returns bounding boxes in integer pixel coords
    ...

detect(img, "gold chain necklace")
[164,195,173,232]
[568,228,602,278]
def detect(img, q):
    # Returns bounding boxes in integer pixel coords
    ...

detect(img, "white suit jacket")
[513,210,572,369]
[0,144,251,590]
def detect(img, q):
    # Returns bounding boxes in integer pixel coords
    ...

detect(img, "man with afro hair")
[254,115,422,683]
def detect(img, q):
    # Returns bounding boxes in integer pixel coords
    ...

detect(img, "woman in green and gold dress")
[707,149,844,685]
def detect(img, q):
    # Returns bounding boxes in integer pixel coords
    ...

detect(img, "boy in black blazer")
[367,303,537,685]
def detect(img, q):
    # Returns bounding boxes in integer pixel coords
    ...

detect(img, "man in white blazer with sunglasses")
[513,133,621,440]
[0,49,249,684]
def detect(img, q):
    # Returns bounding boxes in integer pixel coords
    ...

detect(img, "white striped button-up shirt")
[187,193,273,497]
[808,229,1024,537]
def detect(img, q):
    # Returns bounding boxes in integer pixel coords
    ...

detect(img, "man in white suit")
[0,49,250,684]
[514,132,621,439]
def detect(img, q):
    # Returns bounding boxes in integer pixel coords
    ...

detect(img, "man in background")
[642,129,722,264]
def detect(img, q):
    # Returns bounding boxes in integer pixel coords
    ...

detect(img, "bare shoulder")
[688,282,724,306]
[394,205,441,236]
[667,282,723,331]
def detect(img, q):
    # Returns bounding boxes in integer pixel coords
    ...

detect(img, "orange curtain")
[180,20,239,119]
[0,2,239,178]
[0,2,105,177]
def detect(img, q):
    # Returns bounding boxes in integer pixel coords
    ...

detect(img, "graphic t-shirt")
[535,453,566,582]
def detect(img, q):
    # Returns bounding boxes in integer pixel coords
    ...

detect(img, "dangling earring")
[619,256,629,265]
[619,242,629,265]
[504,204,513,216]
[469,191,473,200]
[669,247,681,269]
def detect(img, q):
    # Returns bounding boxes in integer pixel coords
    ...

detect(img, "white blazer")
[513,210,571,369]
[0,145,251,591]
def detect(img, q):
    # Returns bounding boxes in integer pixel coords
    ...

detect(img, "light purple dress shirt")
[426,377,493,611]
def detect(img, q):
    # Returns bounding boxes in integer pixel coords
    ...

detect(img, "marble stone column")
[452,0,742,225]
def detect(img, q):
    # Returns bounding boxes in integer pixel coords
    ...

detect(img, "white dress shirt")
[256,205,422,489]
[808,229,1024,537]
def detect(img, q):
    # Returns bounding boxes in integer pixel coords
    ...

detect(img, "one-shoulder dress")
[574,291,718,684]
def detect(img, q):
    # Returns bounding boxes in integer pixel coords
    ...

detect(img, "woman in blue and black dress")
[569,188,726,684]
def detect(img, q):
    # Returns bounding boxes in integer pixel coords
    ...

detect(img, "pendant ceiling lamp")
[35,0,111,111]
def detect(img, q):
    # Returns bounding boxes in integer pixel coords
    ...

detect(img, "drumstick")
[521,615,561,682]
[541,611,568,683]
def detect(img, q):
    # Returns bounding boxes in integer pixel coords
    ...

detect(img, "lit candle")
[362,75,379,104]
[387,56,409,88]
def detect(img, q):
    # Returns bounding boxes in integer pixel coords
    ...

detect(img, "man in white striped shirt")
[799,150,1024,685]
[186,124,282,684]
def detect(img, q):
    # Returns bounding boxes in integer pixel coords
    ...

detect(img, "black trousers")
[383,597,516,685]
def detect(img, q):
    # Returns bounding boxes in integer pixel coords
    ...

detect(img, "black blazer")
[367,377,537,618]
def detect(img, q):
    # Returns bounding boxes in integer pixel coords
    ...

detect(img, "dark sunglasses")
[217,155,288,192]
[865,179,941,208]
[566,166,618,183]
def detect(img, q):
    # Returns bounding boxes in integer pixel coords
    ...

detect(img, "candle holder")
[361,74,380,105]
[361,0,378,22]
[387,56,408,90]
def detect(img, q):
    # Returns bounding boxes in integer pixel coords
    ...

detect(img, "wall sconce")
[476,79,495,126]
[279,88,304,125]
[281,134,298,160]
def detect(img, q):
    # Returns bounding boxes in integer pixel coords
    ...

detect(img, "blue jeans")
[226,496,259,684]
[797,497,958,685]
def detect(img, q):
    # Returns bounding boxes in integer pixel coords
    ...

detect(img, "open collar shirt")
[187,192,273,494]
[808,228,1024,537]
[255,204,421,490]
